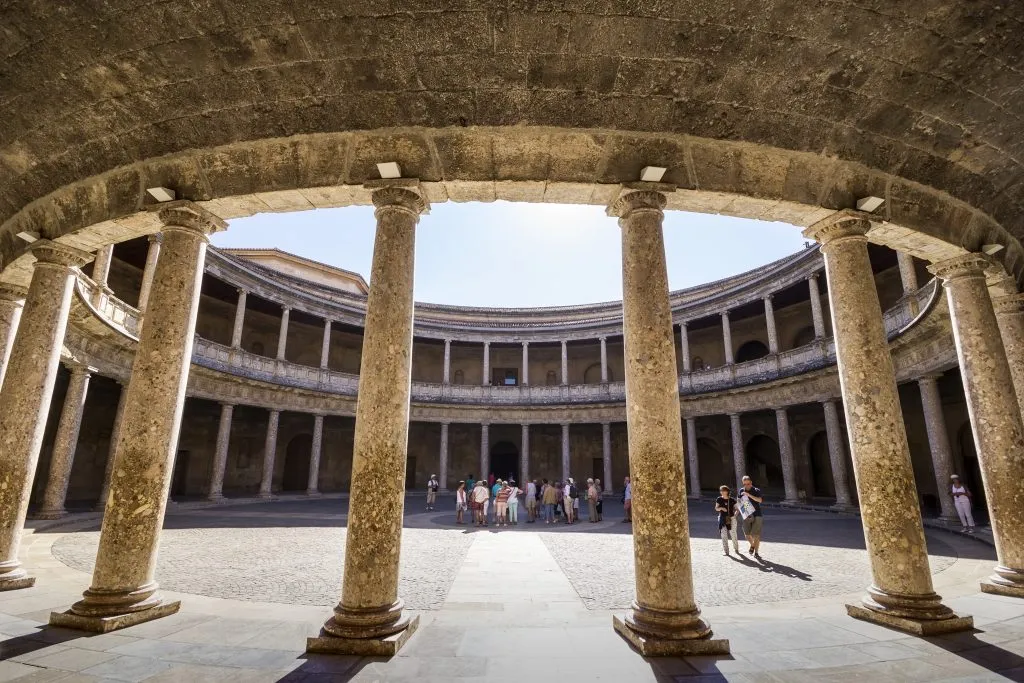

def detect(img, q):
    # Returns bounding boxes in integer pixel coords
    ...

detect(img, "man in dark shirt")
[739,475,764,558]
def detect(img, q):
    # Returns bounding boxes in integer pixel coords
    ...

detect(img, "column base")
[780,499,802,507]
[31,508,67,520]
[0,574,35,592]
[206,493,225,503]
[846,604,973,635]
[257,492,275,499]
[307,614,419,656]
[50,601,180,634]
[830,502,858,513]
[305,491,322,498]
[980,566,1024,598]
[612,615,729,656]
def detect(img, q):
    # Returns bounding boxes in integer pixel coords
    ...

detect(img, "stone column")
[804,213,969,634]
[438,422,449,491]
[898,252,921,316]
[930,254,1024,598]
[308,180,427,656]
[521,342,529,385]
[258,410,281,498]
[308,414,324,496]
[36,363,95,519]
[600,336,609,382]
[601,422,613,496]
[993,293,1024,421]
[916,376,957,522]
[561,422,570,482]
[230,290,247,349]
[0,240,91,592]
[90,244,114,308]
[520,424,530,484]
[608,184,725,655]
[775,408,799,504]
[764,296,779,354]
[482,341,490,385]
[97,383,128,511]
[52,203,225,631]
[721,312,734,364]
[442,339,451,384]
[560,340,568,385]
[137,234,162,317]
[685,418,700,498]
[822,399,854,510]
[808,273,826,338]
[729,413,744,484]
[208,403,233,501]
[0,285,26,387]
[480,422,490,479]
[680,322,691,372]
[276,307,290,361]
[320,320,332,369]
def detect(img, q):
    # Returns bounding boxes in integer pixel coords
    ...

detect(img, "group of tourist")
[450,474,609,527]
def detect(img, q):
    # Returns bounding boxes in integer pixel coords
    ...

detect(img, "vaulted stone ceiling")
[1,2,1021,265]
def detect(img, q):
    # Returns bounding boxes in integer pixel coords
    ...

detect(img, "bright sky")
[214,202,808,307]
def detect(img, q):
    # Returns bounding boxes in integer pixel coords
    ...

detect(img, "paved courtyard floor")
[1,496,1023,682]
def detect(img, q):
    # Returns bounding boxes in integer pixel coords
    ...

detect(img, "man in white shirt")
[564,478,577,524]
[472,480,490,527]
[525,480,538,523]
[426,474,439,511]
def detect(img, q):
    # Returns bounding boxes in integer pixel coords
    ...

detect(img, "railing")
[79,274,941,406]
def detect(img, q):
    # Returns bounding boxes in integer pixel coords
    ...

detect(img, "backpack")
[569,484,578,499]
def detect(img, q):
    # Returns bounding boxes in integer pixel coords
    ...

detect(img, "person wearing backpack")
[426,474,439,511]
[564,478,578,524]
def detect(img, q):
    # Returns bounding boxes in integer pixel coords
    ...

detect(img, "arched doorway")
[791,326,816,350]
[490,441,519,482]
[957,422,988,524]
[807,431,834,498]
[282,434,312,492]
[696,438,727,493]
[171,450,190,498]
[583,363,607,384]
[745,435,784,495]
[736,340,770,363]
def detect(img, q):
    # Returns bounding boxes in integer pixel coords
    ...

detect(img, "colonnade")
[0,186,1020,656]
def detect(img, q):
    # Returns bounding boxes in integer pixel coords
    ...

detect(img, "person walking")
[472,480,490,527]
[507,480,521,525]
[738,475,764,558]
[622,476,632,523]
[525,479,537,523]
[595,478,604,521]
[490,478,502,524]
[495,480,510,527]
[586,478,599,522]
[542,478,559,524]
[455,481,467,524]
[426,473,439,511]
[563,478,577,524]
[950,474,976,533]
[715,485,740,555]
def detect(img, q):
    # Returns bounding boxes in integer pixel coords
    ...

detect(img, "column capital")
[440,420,451,427]
[521,340,528,346]
[365,179,429,216]
[763,293,774,302]
[601,421,611,427]
[606,182,674,218]
[809,271,820,281]
[29,240,93,268]
[0,283,28,302]
[917,373,943,385]
[802,210,871,246]
[151,200,227,236]
[219,401,236,409]
[236,288,247,297]
[773,406,788,415]
[281,305,292,314]
[63,361,97,377]
[721,310,730,320]
[598,335,607,342]
[994,292,1024,315]
[483,340,490,347]
[147,233,164,245]
[928,253,990,282]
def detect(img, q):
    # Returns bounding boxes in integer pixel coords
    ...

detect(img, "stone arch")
[250,341,265,356]
[745,434,784,495]
[806,431,834,498]
[692,356,705,371]
[791,326,817,350]
[282,434,312,492]
[735,340,770,363]
[545,370,558,386]
[453,369,464,385]
[583,362,611,384]
[490,441,519,483]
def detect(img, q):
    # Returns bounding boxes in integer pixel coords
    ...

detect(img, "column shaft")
[0,241,91,591]
[0,286,26,387]
[721,312,734,364]
[685,418,700,498]
[439,423,450,491]
[37,365,94,518]
[97,384,128,510]
[59,204,224,627]
[137,234,162,316]
[561,423,570,482]
[560,341,568,385]
[312,182,426,653]
[917,377,957,521]
[521,342,529,385]
[805,215,967,632]
[442,339,451,384]
[320,320,332,369]
[276,308,290,360]
[931,254,1024,597]
[230,290,247,349]
[897,252,919,295]
[765,296,779,354]
[994,293,1024,422]
[822,400,853,508]
[480,423,490,480]
[775,408,798,503]
[208,403,233,501]
[680,323,691,372]
[729,413,744,484]
[259,410,281,497]
[600,337,608,382]
[482,342,490,385]
[809,273,826,338]
[610,186,723,654]
[601,422,612,496]
[90,245,114,308]
[308,415,324,495]
[521,424,530,485]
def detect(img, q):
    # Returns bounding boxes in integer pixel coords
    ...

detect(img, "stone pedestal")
[0,240,91,592]
[308,180,426,656]
[51,202,224,630]
[36,363,95,519]
[930,254,1024,598]
[608,185,727,656]
[804,213,970,634]
[0,285,26,386]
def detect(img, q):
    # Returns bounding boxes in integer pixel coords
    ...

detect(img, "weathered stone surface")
[36,363,94,519]
[0,285,26,386]
[917,376,958,523]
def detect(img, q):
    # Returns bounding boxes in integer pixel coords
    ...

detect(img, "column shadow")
[0,627,87,661]
[911,629,1024,679]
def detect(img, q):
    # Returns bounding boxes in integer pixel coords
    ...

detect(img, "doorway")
[171,450,190,498]
[282,434,312,492]
[808,431,834,498]
[490,441,519,482]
